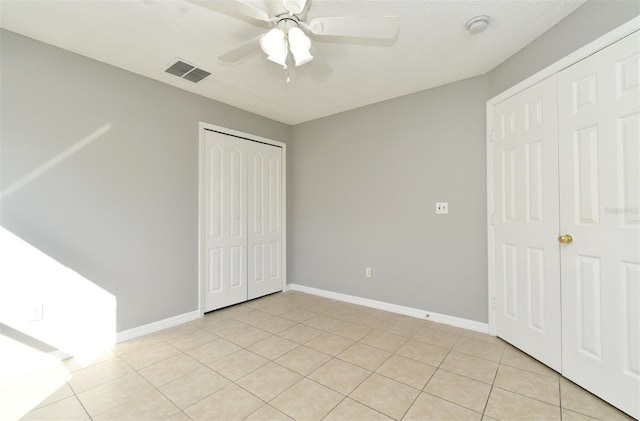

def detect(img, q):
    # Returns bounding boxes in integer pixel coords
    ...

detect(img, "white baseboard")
[116,310,201,343]
[48,349,71,360]
[288,283,489,334]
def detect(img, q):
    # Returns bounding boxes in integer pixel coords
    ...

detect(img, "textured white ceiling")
[0,0,586,125]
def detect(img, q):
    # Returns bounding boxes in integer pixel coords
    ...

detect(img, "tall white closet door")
[558,32,640,418]
[202,130,248,312]
[248,142,283,299]
[493,76,562,371]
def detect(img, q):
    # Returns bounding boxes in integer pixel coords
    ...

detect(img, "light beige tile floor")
[20,291,636,420]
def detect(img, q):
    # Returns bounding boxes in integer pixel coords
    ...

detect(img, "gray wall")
[290,76,490,322]
[489,0,640,97]
[287,0,639,324]
[0,29,290,332]
[2,0,637,334]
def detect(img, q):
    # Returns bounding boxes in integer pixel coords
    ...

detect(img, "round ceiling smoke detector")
[466,15,491,34]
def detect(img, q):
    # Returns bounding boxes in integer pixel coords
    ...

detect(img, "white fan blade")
[308,16,400,39]
[188,0,271,22]
[218,35,263,62]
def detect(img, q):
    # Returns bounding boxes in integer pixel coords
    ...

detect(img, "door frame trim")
[486,16,640,335]
[198,122,287,316]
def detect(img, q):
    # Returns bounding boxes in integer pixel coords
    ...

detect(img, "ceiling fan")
[188,0,400,78]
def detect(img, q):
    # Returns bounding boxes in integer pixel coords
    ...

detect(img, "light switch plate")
[436,202,449,214]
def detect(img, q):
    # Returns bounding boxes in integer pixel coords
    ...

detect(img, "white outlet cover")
[436,202,449,214]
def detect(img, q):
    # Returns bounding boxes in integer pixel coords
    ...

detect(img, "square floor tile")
[376,354,436,389]
[167,329,218,352]
[22,396,89,421]
[360,330,408,352]
[279,308,318,323]
[93,389,179,421]
[330,322,372,341]
[494,365,559,406]
[559,378,633,420]
[561,409,600,421]
[453,337,504,363]
[184,383,263,421]
[225,326,272,347]
[396,339,448,366]
[166,411,192,421]
[337,343,391,371]
[278,324,323,344]
[77,372,152,417]
[200,318,249,337]
[236,362,302,401]
[484,387,560,420]
[245,404,294,420]
[208,349,268,381]
[247,335,299,360]
[68,357,133,393]
[304,315,344,331]
[185,338,241,365]
[349,373,419,419]
[231,310,273,326]
[412,327,460,349]
[404,392,481,421]
[255,316,297,334]
[376,318,421,338]
[275,346,332,375]
[439,351,499,384]
[139,353,202,387]
[159,367,229,410]
[34,383,75,410]
[270,378,343,421]
[119,342,181,370]
[424,369,491,413]
[305,332,354,356]
[500,345,559,379]
[308,358,371,395]
[323,398,392,421]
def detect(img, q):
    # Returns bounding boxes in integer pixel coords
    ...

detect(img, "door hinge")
[490,129,494,142]
[492,297,496,309]
[491,213,495,225]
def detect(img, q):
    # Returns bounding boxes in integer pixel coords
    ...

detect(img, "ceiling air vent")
[165,59,211,83]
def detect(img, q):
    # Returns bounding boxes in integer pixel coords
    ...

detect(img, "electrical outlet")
[435,202,449,214]
[365,267,372,278]
[28,304,43,322]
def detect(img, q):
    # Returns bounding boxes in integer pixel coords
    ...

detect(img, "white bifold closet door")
[202,129,283,312]
[493,32,639,418]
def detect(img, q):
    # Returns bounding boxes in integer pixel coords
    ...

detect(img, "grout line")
[67,291,613,420]
[66,381,94,420]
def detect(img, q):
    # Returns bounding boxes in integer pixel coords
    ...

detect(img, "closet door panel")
[247,142,283,300]
[558,32,640,419]
[493,76,562,371]
[202,131,248,312]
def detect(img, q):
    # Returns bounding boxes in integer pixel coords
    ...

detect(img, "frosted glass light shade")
[260,28,287,65]
[288,27,313,66]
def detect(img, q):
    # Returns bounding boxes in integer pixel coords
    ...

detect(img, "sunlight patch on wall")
[0,226,117,418]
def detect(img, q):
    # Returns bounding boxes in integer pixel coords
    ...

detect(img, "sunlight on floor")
[0,226,117,419]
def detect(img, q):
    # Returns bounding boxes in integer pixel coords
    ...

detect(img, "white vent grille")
[165,59,211,83]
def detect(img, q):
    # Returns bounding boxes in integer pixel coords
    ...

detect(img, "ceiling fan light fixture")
[287,27,313,66]
[260,28,287,66]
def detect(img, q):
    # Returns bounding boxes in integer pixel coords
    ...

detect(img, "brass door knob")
[558,234,573,244]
